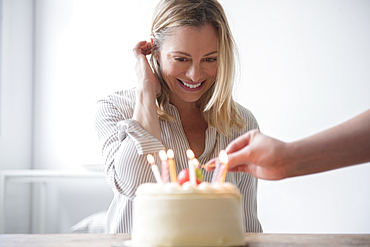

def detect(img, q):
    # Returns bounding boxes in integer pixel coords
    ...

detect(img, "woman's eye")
[204,57,217,62]
[175,57,187,62]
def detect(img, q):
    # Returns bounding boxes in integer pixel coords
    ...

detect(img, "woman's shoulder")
[95,88,137,122]
[234,102,259,131]
[234,102,253,117]
[97,87,137,108]
[107,87,136,102]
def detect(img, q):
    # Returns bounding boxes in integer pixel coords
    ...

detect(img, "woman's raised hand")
[133,40,161,96]
[132,40,162,142]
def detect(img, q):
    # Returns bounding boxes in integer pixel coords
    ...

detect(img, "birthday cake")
[131,181,245,247]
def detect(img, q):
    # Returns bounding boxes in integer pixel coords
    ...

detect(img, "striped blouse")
[94,87,263,233]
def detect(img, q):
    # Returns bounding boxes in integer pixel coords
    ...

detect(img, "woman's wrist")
[136,81,157,99]
[133,87,161,142]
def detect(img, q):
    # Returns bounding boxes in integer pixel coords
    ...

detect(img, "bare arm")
[206,109,370,180]
[286,109,370,178]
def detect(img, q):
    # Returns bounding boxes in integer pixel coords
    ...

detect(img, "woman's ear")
[156,53,160,63]
[151,38,160,63]
[153,50,160,64]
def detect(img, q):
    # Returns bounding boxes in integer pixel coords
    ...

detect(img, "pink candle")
[212,158,222,183]
[212,150,228,184]
[146,154,163,185]
[159,150,169,184]
[219,150,228,183]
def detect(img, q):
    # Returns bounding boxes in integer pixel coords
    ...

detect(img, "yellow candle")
[166,149,177,182]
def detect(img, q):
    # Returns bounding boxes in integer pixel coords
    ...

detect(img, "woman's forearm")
[133,87,162,142]
[286,109,370,178]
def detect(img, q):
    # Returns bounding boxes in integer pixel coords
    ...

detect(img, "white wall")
[2,0,369,233]
[32,0,158,169]
[0,0,34,233]
[32,0,157,233]
[0,0,33,176]
[221,0,370,233]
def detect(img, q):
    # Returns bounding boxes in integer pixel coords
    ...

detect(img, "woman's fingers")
[142,42,153,56]
[133,41,153,57]
[133,40,161,95]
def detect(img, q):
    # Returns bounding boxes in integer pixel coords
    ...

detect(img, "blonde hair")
[150,0,246,136]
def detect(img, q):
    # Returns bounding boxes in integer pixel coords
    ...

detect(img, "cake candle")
[159,150,169,184]
[212,150,229,184]
[192,158,200,169]
[147,154,163,185]
[219,150,229,183]
[166,149,177,182]
[211,158,222,183]
[186,149,197,186]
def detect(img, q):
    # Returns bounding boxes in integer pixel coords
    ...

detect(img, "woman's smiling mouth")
[177,79,204,89]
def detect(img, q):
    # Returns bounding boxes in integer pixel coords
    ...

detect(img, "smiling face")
[158,24,218,106]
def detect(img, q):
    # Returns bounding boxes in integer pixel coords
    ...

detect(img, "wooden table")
[0,233,369,247]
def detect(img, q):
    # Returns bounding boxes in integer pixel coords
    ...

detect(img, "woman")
[95,0,262,233]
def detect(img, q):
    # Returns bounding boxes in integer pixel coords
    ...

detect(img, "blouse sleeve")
[94,90,165,200]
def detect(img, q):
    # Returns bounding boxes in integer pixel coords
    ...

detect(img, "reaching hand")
[205,130,290,180]
[205,110,370,180]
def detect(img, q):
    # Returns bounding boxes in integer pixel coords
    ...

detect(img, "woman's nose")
[186,63,202,82]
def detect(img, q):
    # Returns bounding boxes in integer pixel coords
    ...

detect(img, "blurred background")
[0,0,369,234]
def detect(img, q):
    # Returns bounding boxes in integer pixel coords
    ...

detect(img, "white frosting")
[181,181,198,192]
[132,182,244,246]
[135,182,163,195]
[197,181,215,193]
[135,181,241,196]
